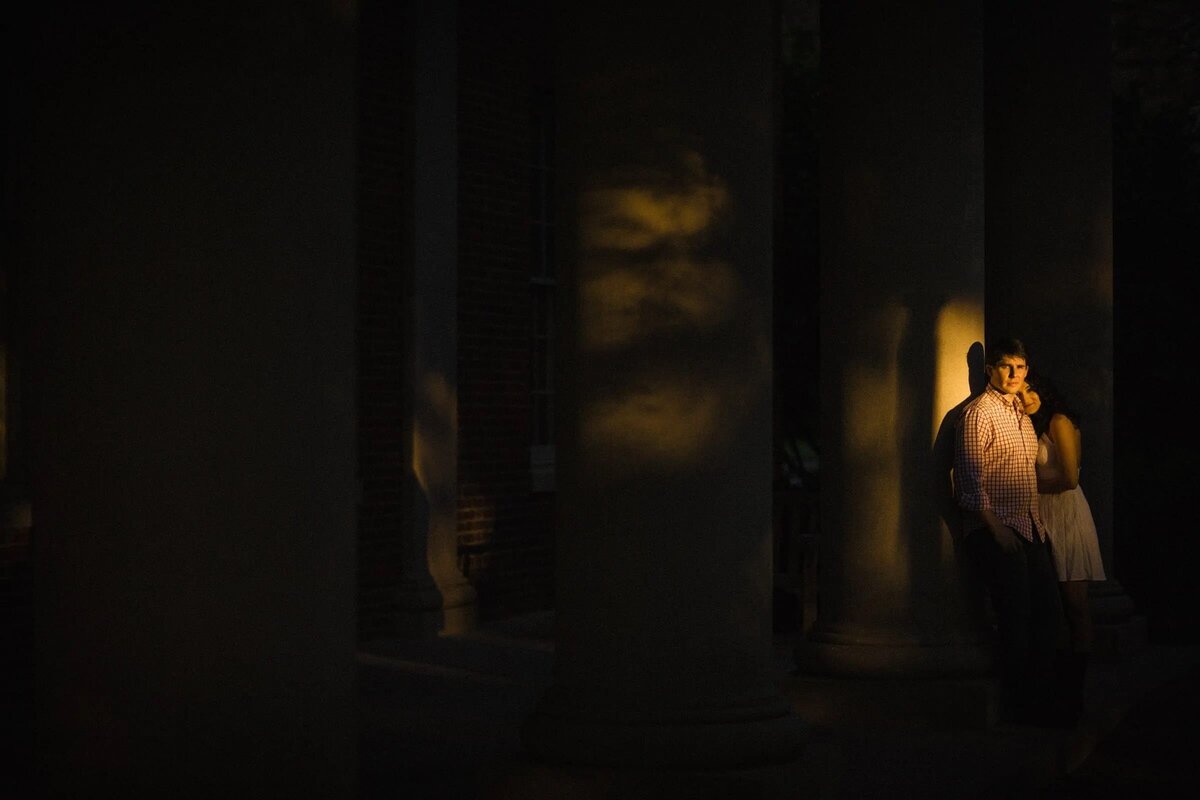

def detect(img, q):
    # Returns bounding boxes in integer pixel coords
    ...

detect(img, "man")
[955,337,1063,725]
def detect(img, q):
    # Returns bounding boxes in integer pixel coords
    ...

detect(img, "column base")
[440,582,478,635]
[792,638,996,728]
[784,672,998,729]
[796,636,994,678]
[395,576,477,638]
[521,689,806,769]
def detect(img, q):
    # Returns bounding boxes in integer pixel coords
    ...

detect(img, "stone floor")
[358,612,1200,799]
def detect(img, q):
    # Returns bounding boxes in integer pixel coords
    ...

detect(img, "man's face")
[986,355,1028,395]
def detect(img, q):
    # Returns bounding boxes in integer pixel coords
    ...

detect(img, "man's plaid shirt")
[954,385,1046,543]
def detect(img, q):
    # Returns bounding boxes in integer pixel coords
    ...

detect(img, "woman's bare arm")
[1040,413,1081,493]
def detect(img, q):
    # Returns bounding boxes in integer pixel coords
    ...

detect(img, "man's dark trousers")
[965,526,1064,716]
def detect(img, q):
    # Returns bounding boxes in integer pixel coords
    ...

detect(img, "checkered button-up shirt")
[954,385,1046,543]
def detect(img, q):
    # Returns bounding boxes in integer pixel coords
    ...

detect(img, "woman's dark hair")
[1028,371,1082,438]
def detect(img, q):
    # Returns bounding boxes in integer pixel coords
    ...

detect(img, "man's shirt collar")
[983,384,1024,414]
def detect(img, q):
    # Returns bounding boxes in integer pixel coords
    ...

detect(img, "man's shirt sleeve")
[954,405,990,512]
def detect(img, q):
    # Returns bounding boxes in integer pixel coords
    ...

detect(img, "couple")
[954,337,1105,728]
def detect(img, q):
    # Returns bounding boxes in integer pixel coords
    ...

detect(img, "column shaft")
[521,0,804,768]
[798,0,992,679]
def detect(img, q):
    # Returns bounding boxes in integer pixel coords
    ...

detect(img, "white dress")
[1036,432,1106,582]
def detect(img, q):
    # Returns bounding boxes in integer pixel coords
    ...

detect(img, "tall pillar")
[15,4,358,795]
[983,2,1138,654]
[521,0,805,769]
[394,0,477,637]
[796,1,993,690]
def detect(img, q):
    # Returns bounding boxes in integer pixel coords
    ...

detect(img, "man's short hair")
[985,337,1028,366]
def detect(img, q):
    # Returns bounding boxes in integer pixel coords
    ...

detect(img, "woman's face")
[1017,383,1041,416]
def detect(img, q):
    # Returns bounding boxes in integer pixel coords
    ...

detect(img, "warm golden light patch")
[933,297,984,567]
[583,384,722,467]
[572,150,766,471]
[580,149,730,254]
[412,372,455,497]
[933,298,984,442]
[580,257,736,350]
[576,151,740,353]
[581,183,729,252]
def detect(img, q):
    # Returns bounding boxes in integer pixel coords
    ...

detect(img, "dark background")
[1109,1,1200,643]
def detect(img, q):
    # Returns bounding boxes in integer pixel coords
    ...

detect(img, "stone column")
[520,0,805,769]
[983,1,1139,654]
[394,0,477,637]
[16,4,358,795]
[795,0,994,701]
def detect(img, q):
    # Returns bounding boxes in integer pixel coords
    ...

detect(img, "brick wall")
[457,0,554,620]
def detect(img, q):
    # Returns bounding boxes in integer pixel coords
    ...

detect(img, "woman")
[1018,375,1105,724]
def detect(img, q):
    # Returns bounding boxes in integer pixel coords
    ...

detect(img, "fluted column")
[796,0,993,680]
[521,0,804,768]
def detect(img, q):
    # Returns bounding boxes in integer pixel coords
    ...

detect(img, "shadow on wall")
[932,339,987,538]
[932,339,989,628]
